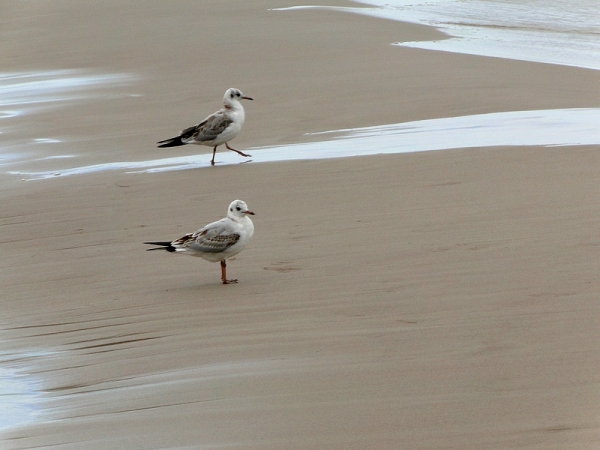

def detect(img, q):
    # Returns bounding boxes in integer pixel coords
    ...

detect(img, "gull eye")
[236,206,241,211]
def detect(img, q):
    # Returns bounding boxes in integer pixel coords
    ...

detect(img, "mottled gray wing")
[191,112,232,142]
[186,224,240,253]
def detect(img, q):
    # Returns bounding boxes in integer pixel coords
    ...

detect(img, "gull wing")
[183,110,232,144]
[183,219,241,253]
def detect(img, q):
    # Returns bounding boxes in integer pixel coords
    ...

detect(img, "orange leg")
[225,143,251,158]
[220,260,238,284]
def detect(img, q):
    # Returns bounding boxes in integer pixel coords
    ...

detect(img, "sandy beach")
[1,1,599,449]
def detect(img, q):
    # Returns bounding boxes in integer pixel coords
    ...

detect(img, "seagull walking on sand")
[145,200,255,284]
[157,88,253,166]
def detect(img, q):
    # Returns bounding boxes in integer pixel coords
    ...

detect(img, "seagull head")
[224,88,253,106]
[228,200,255,219]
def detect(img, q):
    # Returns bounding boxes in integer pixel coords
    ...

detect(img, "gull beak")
[245,210,255,215]
[242,96,253,101]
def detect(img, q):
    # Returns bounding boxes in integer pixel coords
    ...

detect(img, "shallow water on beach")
[7,107,600,180]
[0,70,137,168]
[278,0,600,70]
[0,358,44,431]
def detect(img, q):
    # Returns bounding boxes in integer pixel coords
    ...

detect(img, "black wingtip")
[157,136,186,148]
[144,241,176,252]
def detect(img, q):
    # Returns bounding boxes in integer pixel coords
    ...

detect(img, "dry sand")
[1,1,600,449]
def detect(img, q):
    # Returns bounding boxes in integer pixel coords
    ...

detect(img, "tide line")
[9,108,600,180]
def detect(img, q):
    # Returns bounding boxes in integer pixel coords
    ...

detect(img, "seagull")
[157,88,253,166]
[144,200,255,284]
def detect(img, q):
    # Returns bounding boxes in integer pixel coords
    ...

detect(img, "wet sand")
[2,1,600,449]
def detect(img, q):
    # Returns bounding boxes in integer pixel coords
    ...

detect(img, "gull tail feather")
[157,136,186,148]
[144,241,176,252]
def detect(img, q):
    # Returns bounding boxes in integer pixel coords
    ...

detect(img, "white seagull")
[145,200,255,284]
[157,88,253,166]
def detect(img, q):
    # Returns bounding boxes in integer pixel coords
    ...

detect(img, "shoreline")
[7,107,600,181]
[348,0,600,71]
